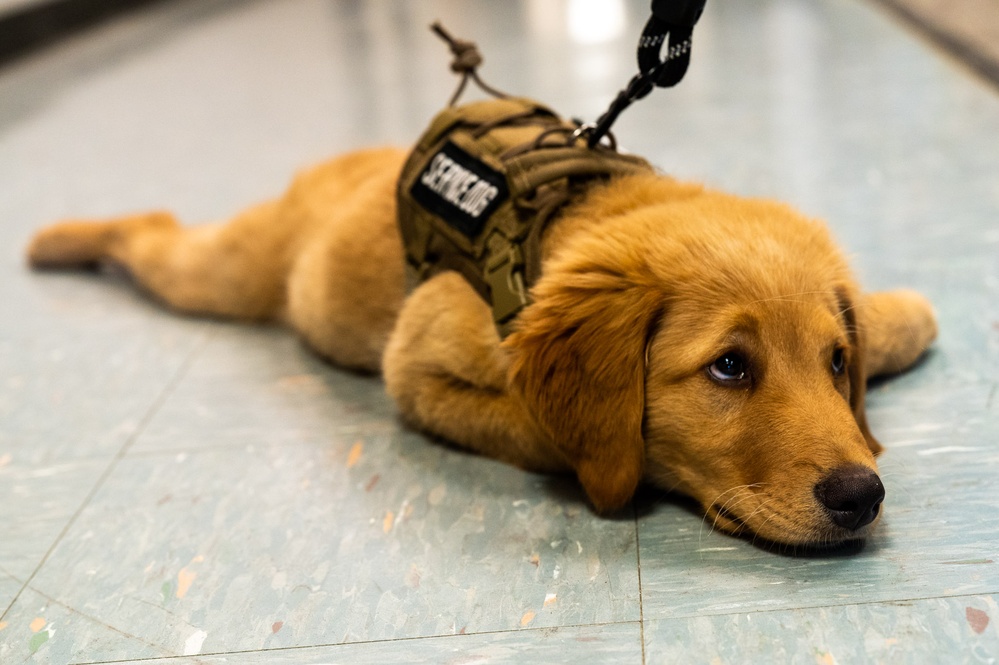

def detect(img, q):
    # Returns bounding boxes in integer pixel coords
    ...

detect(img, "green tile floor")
[1,0,997,662]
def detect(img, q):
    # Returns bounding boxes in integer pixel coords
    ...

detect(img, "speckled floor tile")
[0,586,169,663]
[0,266,211,591]
[0,267,211,463]
[0,455,111,582]
[9,434,638,661]
[644,594,999,664]
[131,326,397,453]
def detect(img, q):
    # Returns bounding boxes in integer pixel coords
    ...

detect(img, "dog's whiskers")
[748,502,782,548]
[697,483,768,550]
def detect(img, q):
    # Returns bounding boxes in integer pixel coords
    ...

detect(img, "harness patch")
[410,141,509,239]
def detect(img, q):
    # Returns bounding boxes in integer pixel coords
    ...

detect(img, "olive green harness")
[396,26,654,336]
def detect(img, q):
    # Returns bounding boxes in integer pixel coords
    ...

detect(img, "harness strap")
[397,26,655,335]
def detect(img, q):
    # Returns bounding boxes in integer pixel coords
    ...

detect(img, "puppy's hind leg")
[28,211,176,271]
[27,201,291,320]
[383,272,568,474]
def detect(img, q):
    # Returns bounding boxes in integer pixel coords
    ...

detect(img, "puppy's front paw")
[862,289,938,377]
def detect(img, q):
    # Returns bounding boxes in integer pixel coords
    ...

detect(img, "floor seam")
[635,503,646,665]
[114,330,215,463]
[26,585,178,660]
[0,328,213,625]
[653,587,999,623]
[73,619,646,665]
[56,588,999,663]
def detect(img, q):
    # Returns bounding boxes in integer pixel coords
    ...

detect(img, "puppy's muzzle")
[814,464,885,531]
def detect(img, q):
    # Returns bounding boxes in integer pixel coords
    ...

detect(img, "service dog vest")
[397,96,653,336]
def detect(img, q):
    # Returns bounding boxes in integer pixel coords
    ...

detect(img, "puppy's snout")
[814,465,885,531]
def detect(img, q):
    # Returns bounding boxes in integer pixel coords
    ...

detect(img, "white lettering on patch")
[420,153,499,219]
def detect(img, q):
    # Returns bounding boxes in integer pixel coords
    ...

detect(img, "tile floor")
[1,0,997,663]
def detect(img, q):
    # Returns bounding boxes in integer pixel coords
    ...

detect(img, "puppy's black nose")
[814,465,885,531]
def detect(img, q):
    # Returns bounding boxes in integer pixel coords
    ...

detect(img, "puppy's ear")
[838,287,882,456]
[505,258,663,513]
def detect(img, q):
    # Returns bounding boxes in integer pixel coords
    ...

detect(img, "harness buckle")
[484,234,529,325]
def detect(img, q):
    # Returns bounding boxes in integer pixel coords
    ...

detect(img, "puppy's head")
[506,181,883,547]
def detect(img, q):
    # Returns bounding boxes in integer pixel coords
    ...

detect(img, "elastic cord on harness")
[431,22,510,106]
[583,0,706,148]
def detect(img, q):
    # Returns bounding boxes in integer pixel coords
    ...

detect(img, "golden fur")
[26,147,937,546]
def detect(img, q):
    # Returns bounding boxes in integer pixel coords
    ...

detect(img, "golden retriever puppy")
[26,146,937,547]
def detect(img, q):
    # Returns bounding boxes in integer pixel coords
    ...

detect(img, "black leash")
[582,0,706,148]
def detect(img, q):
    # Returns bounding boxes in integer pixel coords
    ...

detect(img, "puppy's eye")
[831,347,847,376]
[708,352,749,383]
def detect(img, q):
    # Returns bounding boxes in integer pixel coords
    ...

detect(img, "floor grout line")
[65,586,999,664]
[27,586,177,661]
[113,330,216,463]
[656,587,999,623]
[74,619,647,665]
[634,502,646,665]
[0,328,214,626]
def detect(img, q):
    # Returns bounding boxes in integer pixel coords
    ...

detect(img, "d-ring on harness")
[396,4,705,336]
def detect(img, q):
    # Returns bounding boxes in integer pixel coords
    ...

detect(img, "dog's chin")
[708,504,879,552]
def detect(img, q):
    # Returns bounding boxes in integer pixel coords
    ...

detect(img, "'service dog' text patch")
[410,141,509,239]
